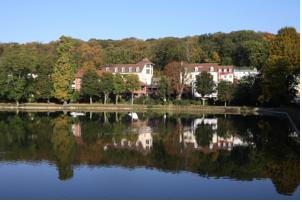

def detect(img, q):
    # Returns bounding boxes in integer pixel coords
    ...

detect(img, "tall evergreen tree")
[51,36,76,104]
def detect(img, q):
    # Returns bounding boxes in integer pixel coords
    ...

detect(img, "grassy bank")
[0,103,260,115]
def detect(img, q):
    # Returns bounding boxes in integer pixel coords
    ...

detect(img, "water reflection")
[0,112,299,197]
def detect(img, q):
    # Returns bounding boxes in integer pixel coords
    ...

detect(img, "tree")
[235,40,268,69]
[157,77,171,102]
[51,36,76,104]
[261,27,300,106]
[217,81,235,107]
[100,72,114,104]
[195,123,213,147]
[0,45,38,105]
[51,116,76,180]
[81,69,100,104]
[153,38,186,69]
[113,73,125,104]
[125,74,140,105]
[164,61,189,100]
[195,71,215,106]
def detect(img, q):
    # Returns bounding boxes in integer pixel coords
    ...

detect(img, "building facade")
[73,58,154,95]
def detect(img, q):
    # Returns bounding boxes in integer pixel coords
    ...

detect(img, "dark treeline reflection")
[0,112,299,195]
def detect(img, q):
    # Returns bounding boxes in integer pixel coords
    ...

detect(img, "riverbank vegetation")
[0,27,299,107]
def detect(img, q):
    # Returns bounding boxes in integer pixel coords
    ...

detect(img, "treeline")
[0,27,299,106]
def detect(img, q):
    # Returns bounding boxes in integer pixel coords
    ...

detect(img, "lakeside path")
[0,103,299,133]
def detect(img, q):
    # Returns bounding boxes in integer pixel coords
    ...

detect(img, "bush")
[172,99,191,105]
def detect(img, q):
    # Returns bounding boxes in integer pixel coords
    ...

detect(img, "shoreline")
[0,103,257,115]
[0,103,299,133]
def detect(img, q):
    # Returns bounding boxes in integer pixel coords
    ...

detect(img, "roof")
[184,62,235,73]
[99,58,154,73]
[75,68,104,78]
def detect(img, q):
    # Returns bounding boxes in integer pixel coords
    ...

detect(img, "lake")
[0,111,299,199]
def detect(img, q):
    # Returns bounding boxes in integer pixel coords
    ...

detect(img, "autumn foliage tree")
[51,36,76,104]
[164,61,189,100]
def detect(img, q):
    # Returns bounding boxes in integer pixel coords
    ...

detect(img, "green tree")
[125,74,140,105]
[262,27,300,106]
[217,81,235,107]
[0,45,38,105]
[113,73,125,104]
[51,116,76,180]
[195,72,215,106]
[157,77,171,102]
[195,123,213,147]
[235,40,268,69]
[100,72,114,104]
[81,69,100,104]
[51,36,76,104]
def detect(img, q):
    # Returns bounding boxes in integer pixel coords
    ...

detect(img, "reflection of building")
[207,133,248,152]
[179,117,248,153]
[71,123,84,145]
[105,119,153,153]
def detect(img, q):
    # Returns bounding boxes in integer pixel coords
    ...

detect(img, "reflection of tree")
[217,117,236,138]
[266,159,299,195]
[51,116,76,181]
[195,124,213,147]
[0,112,299,196]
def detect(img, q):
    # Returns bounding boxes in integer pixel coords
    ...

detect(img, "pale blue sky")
[0,0,299,43]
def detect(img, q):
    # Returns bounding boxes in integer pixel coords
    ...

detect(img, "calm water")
[0,111,299,199]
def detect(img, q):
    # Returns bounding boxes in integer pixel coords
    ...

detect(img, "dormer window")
[129,67,132,72]
[224,69,227,72]
[114,67,118,73]
[121,67,125,72]
[218,69,222,72]
[210,66,214,72]
[229,69,232,72]
[136,67,140,72]
[195,67,198,72]
[106,67,109,72]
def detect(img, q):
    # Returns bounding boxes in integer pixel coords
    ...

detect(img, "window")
[146,69,150,74]
[136,67,140,72]
[210,66,214,72]
[218,69,222,72]
[146,140,149,144]
[129,67,132,72]
[229,69,232,72]
[146,64,151,68]
[229,75,232,78]
[224,69,227,72]
[121,67,125,72]
[106,67,109,72]
[114,67,118,73]
[195,67,198,72]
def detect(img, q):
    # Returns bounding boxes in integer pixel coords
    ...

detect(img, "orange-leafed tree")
[163,61,189,100]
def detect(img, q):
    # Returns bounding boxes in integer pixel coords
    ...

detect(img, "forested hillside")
[0,27,299,106]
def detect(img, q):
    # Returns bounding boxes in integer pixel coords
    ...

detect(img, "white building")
[74,58,154,91]
[184,63,235,98]
[102,58,154,85]
[233,67,258,80]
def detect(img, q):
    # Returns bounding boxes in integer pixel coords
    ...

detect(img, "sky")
[0,0,300,43]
